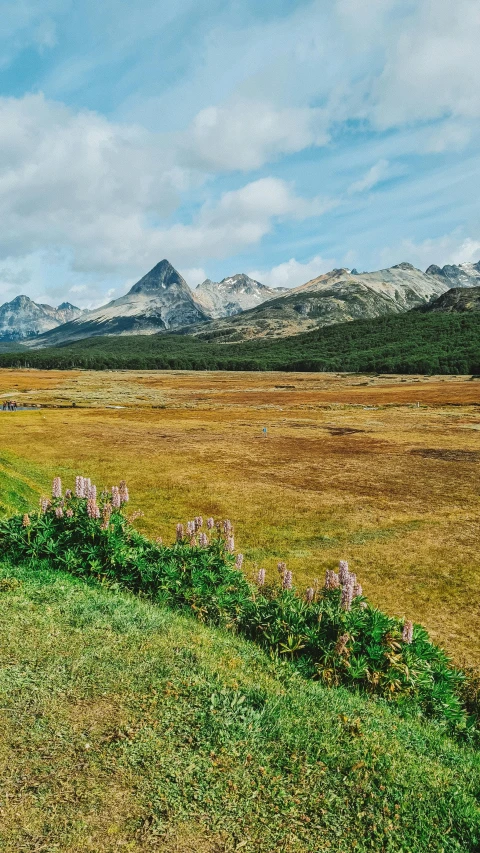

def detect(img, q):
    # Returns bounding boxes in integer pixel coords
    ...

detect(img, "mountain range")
[0,296,83,341]
[2,257,479,348]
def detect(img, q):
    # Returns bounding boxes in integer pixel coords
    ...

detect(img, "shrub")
[0,475,477,737]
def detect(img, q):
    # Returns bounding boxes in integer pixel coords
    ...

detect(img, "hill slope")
[423,286,480,313]
[25,260,210,348]
[0,560,478,852]
[3,308,480,373]
[183,263,449,341]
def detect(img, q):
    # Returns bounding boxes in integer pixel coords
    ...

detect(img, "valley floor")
[0,368,479,665]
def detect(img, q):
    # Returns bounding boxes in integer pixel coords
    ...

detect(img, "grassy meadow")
[1,561,479,852]
[0,367,479,666]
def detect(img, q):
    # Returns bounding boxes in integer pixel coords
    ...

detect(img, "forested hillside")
[1,310,479,373]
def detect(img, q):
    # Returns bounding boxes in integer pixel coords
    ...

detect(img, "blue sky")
[0,0,479,307]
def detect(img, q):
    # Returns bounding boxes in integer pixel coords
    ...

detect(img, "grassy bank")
[0,559,479,852]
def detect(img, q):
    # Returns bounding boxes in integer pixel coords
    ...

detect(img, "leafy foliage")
[0,476,477,738]
[2,310,480,372]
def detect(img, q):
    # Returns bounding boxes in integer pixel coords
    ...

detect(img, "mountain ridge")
[0,294,84,341]
[9,255,480,348]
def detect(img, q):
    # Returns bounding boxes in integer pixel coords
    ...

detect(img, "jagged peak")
[128,260,188,295]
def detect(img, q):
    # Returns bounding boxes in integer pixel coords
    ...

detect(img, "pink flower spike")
[254,568,266,587]
[235,553,243,570]
[52,477,62,499]
[207,517,214,530]
[226,535,234,553]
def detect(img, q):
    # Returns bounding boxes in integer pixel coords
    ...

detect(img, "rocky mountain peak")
[128,259,188,295]
[195,273,285,319]
[425,260,480,289]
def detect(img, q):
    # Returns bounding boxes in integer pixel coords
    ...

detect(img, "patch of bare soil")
[410,448,480,462]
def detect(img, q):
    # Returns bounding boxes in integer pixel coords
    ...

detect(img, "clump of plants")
[0,475,477,737]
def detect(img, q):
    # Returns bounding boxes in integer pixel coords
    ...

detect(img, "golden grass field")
[0,368,479,666]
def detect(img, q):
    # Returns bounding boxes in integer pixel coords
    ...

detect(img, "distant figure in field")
[263,426,268,438]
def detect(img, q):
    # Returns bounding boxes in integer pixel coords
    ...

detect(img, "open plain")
[0,368,479,666]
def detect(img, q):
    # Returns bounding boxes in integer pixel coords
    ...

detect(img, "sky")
[0,0,479,308]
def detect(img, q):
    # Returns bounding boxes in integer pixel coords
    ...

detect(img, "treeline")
[1,310,480,373]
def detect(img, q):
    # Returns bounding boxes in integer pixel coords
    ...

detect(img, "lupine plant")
[0,476,477,737]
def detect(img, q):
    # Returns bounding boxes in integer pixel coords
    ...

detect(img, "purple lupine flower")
[198,532,208,547]
[223,519,232,534]
[341,578,354,611]
[88,484,97,501]
[55,506,64,519]
[305,587,315,603]
[254,568,266,587]
[226,535,235,552]
[176,523,184,541]
[118,481,129,504]
[353,582,363,598]
[324,570,340,590]
[277,561,287,575]
[155,536,163,545]
[85,477,91,493]
[402,620,414,645]
[87,498,100,519]
[186,521,195,536]
[101,504,112,530]
[111,486,121,509]
[22,513,30,527]
[282,570,293,590]
[338,560,350,584]
[40,496,51,514]
[66,509,73,518]
[65,489,72,500]
[52,477,62,498]
[235,553,244,570]
[194,516,203,530]
[75,476,85,498]
[207,517,214,530]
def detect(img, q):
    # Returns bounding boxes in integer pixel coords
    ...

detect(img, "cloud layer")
[0,0,478,304]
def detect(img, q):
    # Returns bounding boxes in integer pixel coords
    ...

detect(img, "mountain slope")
[25,260,210,348]
[195,273,287,318]
[426,261,480,289]
[184,263,449,341]
[0,295,84,341]
[422,286,480,313]
[4,307,480,374]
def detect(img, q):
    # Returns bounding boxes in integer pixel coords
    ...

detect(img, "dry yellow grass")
[1,368,479,665]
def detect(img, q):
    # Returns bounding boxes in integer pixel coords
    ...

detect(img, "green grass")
[2,310,480,373]
[0,559,479,852]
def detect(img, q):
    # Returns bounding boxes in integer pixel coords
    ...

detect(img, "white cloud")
[141,178,335,266]
[180,267,207,288]
[379,232,480,271]
[248,254,336,290]
[370,0,480,128]
[182,99,329,171]
[348,159,389,194]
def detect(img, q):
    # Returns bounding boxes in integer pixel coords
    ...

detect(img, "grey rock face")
[195,274,287,319]
[26,260,211,348]
[426,261,480,288]
[0,295,84,341]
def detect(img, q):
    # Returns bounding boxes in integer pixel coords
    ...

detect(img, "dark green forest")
[0,310,479,373]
